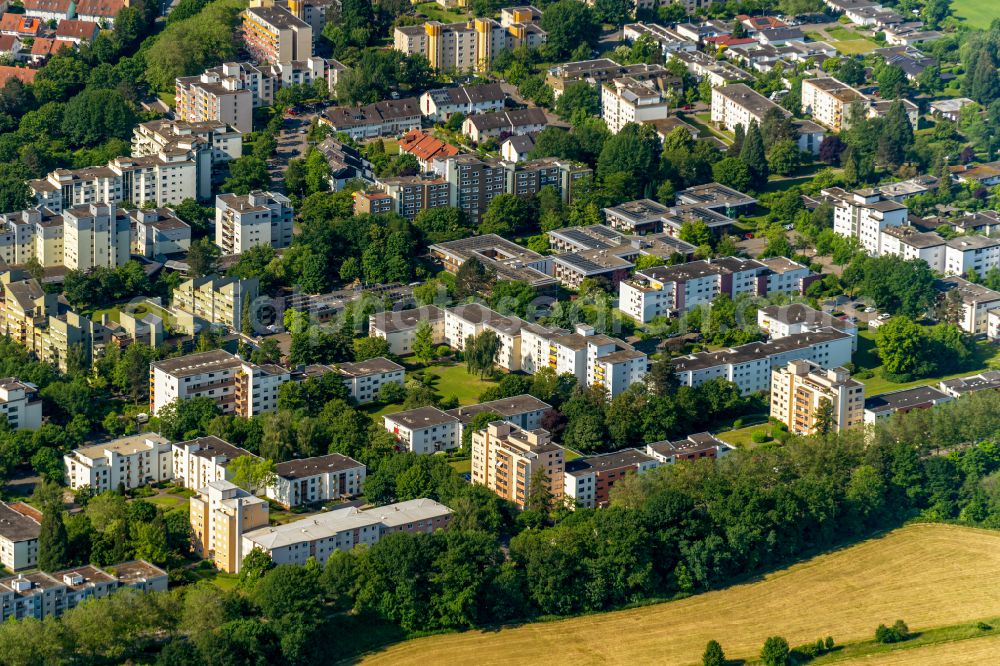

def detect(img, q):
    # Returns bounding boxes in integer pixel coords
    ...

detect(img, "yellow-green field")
[951,0,997,29]
[359,524,1000,665]
[841,633,1000,664]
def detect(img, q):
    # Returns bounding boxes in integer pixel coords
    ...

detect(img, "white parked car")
[864,307,876,313]
[878,313,891,320]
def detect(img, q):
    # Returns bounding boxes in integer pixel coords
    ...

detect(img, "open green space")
[89,300,171,325]
[417,362,499,405]
[717,422,775,448]
[951,0,997,29]
[806,29,879,55]
[413,1,470,23]
[687,112,734,145]
[357,524,1000,665]
[854,328,1000,396]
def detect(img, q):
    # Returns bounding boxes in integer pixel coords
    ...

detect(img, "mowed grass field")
[358,524,1000,666]
[951,0,997,29]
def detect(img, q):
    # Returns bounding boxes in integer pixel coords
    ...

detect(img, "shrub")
[976,622,992,631]
[825,636,835,649]
[702,640,725,666]
[875,620,909,644]
[751,431,772,444]
[760,636,790,666]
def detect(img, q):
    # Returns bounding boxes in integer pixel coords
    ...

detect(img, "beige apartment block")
[190,480,269,573]
[170,275,259,334]
[471,422,564,509]
[770,359,864,435]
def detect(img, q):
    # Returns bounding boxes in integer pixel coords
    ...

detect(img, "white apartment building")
[64,434,173,492]
[368,305,446,356]
[132,119,242,169]
[172,436,257,491]
[131,207,192,258]
[770,360,865,435]
[149,349,286,416]
[266,453,366,509]
[30,150,205,213]
[419,83,506,122]
[242,498,452,567]
[601,76,671,134]
[0,502,39,572]
[0,378,42,431]
[940,276,1000,336]
[619,256,813,324]
[0,203,130,272]
[215,191,294,255]
[672,327,854,395]
[337,357,405,404]
[758,303,859,351]
[826,187,908,254]
[710,83,786,132]
[384,393,551,454]
[877,225,946,270]
[944,235,1000,277]
[383,405,462,454]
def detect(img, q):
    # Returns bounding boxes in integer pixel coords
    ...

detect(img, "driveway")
[268,114,317,192]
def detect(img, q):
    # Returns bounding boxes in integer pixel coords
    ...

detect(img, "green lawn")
[449,458,471,475]
[420,362,499,405]
[855,328,1000,395]
[951,0,996,29]
[687,113,734,146]
[805,29,879,55]
[189,566,240,591]
[413,1,469,23]
[717,422,776,448]
[90,301,171,325]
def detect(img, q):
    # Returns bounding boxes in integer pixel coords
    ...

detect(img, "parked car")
[864,307,876,313]
[745,233,754,239]
[878,313,891,320]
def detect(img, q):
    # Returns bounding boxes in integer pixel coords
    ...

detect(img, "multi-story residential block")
[0,560,167,622]
[645,432,735,464]
[623,22,698,55]
[172,435,257,491]
[130,207,191,258]
[0,203,130,271]
[383,406,462,454]
[801,77,869,131]
[432,155,587,223]
[676,182,758,217]
[419,83,506,122]
[944,235,1000,277]
[770,359,864,435]
[711,83,785,132]
[368,305,446,356]
[430,234,556,289]
[0,502,39,571]
[190,479,269,573]
[242,5,312,65]
[863,385,952,423]
[266,453,366,508]
[175,67,256,134]
[471,422,564,509]
[394,14,545,74]
[670,49,752,88]
[0,274,110,372]
[546,224,695,263]
[672,327,854,395]
[250,0,338,42]
[30,150,205,212]
[939,276,1000,336]
[132,119,242,181]
[215,191,293,254]
[826,187,908,254]
[149,349,286,416]
[758,303,859,350]
[802,77,918,131]
[939,370,1000,397]
[603,198,671,235]
[0,378,42,431]
[319,98,422,140]
[545,59,676,98]
[64,434,172,492]
[337,357,405,404]
[462,107,547,143]
[619,256,815,323]
[602,76,671,134]
[353,176,451,220]
[242,498,452,566]
[169,275,259,334]
[877,225,946,270]
[563,449,659,509]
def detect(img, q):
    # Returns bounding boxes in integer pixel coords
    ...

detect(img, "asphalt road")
[267,114,317,192]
